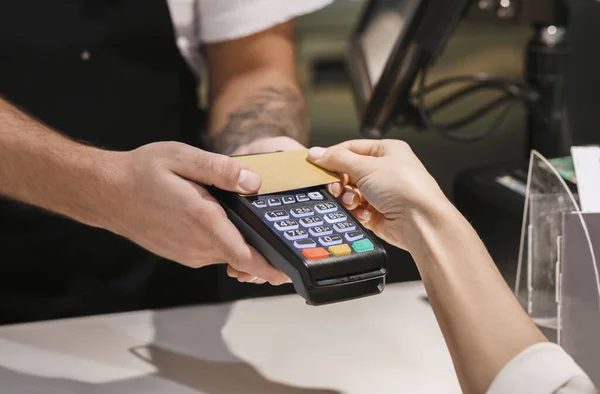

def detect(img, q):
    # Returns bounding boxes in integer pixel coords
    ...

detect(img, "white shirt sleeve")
[487,342,597,394]
[195,0,334,43]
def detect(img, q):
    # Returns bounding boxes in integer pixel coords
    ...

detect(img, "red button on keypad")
[302,248,330,260]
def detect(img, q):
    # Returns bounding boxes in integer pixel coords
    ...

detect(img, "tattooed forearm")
[207,86,309,155]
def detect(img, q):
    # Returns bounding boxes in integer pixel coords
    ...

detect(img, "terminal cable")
[408,66,545,142]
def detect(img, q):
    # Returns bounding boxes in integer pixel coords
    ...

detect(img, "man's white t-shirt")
[166,0,333,74]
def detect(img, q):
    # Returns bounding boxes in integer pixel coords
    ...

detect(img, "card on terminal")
[233,149,340,196]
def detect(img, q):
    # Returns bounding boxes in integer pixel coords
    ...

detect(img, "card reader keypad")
[265,210,289,221]
[290,207,314,218]
[252,191,375,261]
[274,220,299,231]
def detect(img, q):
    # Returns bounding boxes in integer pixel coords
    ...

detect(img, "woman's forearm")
[407,200,547,394]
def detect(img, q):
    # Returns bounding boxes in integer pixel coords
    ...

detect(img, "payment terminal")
[211,185,388,305]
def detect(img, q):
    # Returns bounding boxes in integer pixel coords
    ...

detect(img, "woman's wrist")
[402,197,464,259]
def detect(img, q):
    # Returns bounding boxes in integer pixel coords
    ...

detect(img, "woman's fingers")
[328,182,343,198]
[308,147,372,183]
[354,207,373,223]
[329,139,386,158]
[340,187,360,210]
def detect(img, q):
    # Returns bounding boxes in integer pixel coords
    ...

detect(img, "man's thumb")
[173,147,262,194]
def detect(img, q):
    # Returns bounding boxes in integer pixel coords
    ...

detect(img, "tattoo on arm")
[207,86,309,155]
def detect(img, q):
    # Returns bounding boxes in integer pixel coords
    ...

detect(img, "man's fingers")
[227,266,265,284]
[228,265,277,285]
[211,217,289,285]
[227,265,240,278]
[308,146,372,183]
[172,145,261,194]
[224,243,288,285]
[238,247,290,286]
[237,273,268,284]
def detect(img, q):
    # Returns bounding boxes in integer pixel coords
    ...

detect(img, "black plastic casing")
[210,186,388,306]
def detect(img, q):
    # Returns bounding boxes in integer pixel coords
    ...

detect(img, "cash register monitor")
[349,0,470,138]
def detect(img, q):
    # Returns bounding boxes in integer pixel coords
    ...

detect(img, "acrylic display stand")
[515,151,600,385]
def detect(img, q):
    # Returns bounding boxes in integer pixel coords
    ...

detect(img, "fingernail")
[247,276,259,283]
[329,183,342,197]
[357,209,372,222]
[238,169,261,193]
[342,192,356,205]
[308,147,326,160]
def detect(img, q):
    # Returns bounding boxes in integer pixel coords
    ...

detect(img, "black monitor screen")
[349,0,469,137]
[359,0,416,91]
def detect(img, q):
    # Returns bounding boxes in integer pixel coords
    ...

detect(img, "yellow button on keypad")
[328,244,351,256]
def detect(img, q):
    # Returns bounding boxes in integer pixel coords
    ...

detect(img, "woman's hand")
[312,140,556,394]
[307,139,450,251]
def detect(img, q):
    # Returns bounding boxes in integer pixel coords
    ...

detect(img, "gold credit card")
[233,149,340,195]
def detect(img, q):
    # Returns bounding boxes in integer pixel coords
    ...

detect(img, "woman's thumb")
[307,146,369,183]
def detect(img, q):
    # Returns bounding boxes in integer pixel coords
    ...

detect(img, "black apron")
[0,0,219,324]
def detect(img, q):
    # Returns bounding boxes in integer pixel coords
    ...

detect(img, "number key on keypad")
[314,202,337,214]
[333,221,356,232]
[290,206,314,218]
[274,220,299,231]
[294,238,316,249]
[282,196,295,204]
[265,210,289,221]
[309,226,333,237]
[345,231,364,242]
[300,216,324,227]
[324,212,347,224]
[284,229,308,241]
[319,234,343,246]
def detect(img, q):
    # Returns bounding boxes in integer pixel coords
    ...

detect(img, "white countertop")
[0,281,460,393]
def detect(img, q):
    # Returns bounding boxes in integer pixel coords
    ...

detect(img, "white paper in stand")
[572,146,600,213]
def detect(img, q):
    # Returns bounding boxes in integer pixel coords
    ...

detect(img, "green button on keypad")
[352,239,374,253]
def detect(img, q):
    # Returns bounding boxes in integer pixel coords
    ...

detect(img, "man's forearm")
[206,70,309,155]
[0,98,120,228]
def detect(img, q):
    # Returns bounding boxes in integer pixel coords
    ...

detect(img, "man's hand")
[0,98,290,285]
[225,136,304,282]
[200,20,309,284]
[104,142,289,285]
